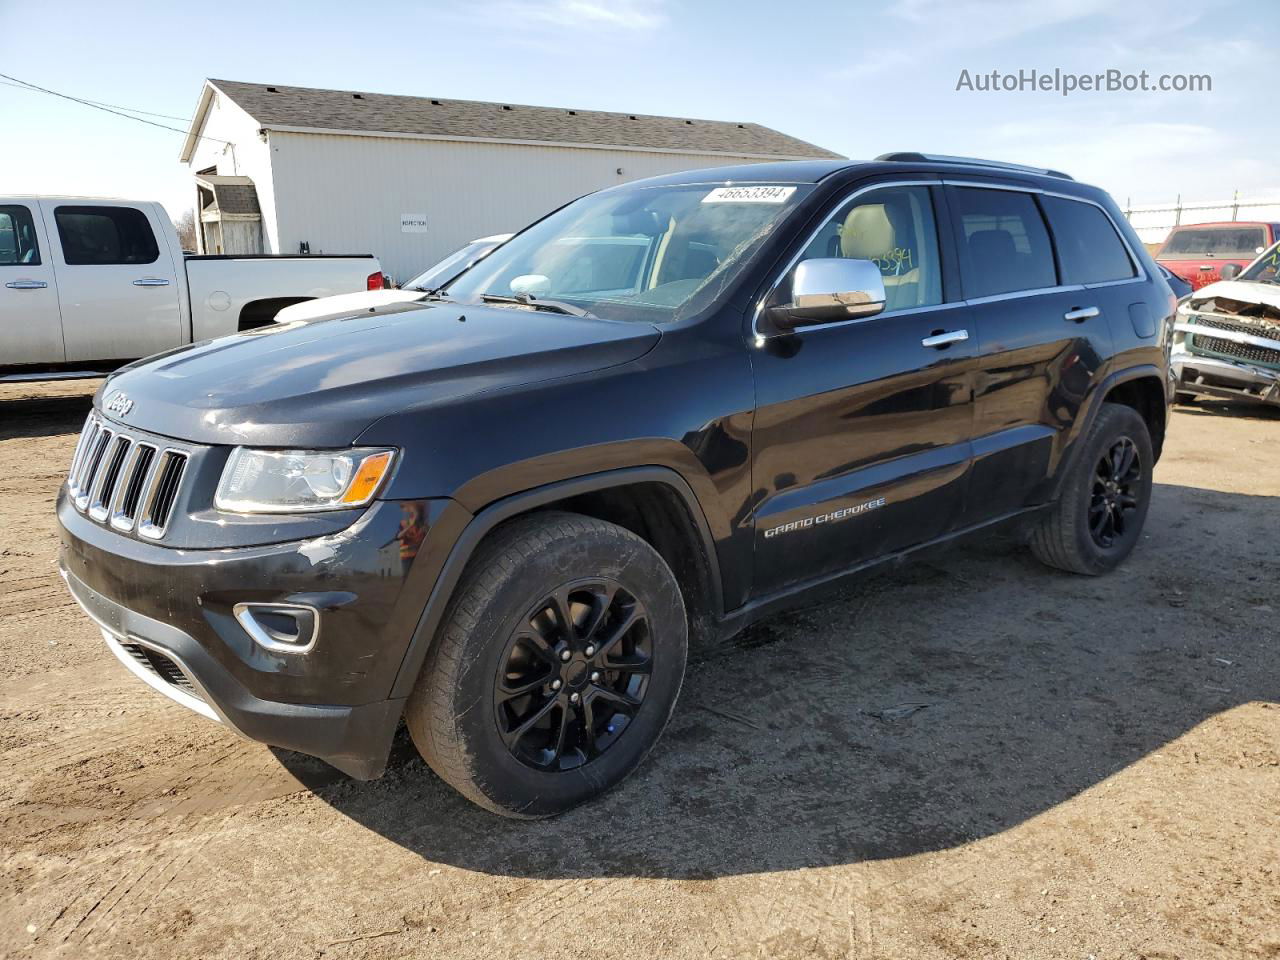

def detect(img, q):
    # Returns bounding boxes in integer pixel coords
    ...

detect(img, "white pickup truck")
[1,196,382,381]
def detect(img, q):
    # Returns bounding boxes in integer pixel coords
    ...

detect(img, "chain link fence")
[1124,194,1280,248]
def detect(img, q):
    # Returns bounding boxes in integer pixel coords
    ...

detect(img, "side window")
[795,185,943,312]
[1041,196,1135,284]
[0,205,41,266]
[54,205,159,265]
[951,187,1056,298]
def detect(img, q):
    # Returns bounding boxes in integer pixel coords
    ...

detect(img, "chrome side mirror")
[1219,262,1242,281]
[769,258,886,330]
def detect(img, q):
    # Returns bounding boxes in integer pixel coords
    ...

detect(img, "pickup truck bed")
[1,196,380,380]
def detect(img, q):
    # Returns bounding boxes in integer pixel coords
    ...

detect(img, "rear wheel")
[405,512,687,818]
[1030,402,1154,575]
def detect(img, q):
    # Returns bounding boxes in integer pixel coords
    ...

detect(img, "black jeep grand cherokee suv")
[58,154,1175,817]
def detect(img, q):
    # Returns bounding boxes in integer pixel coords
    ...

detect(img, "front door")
[0,201,64,366]
[40,201,183,362]
[749,183,975,597]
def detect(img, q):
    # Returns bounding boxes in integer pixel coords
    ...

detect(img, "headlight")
[215,447,396,513]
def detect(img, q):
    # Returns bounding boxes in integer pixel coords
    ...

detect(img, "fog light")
[233,602,319,653]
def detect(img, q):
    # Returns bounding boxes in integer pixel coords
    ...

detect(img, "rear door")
[749,182,976,597]
[0,201,64,365]
[40,201,183,362]
[949,184,1117,524]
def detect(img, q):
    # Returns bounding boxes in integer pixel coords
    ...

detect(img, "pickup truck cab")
[57,156,1173,817]
[1,196,381,380]
[1156,221,1280,291]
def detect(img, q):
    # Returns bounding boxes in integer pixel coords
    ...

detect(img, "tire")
[405,511,687,818]
[1030,402,1154,576]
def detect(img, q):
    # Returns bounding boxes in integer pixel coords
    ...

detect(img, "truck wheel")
[405,511,687,818]
[1030,402,1154,576]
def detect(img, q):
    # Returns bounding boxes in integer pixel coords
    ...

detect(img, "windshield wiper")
[479,293,594,318]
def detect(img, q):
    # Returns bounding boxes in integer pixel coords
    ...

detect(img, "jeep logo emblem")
[105,391,134,416]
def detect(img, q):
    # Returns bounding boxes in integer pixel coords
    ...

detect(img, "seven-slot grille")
[67,414,189,539]
[1188,315,1280,371]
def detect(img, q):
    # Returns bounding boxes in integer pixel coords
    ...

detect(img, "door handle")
[1064,306,1099,323]
[5,280,48,290]
[133,277,171,286]
[920,329,969,348]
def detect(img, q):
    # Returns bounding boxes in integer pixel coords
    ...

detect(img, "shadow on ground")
[0,386,98,441]
[288,480,1279,880]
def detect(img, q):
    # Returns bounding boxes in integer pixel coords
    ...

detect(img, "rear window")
[1159,225,1267,258]
[54,205,159,265]
[0,205,40,266]
[1041,196,1136,285]
[951,187,1057,298]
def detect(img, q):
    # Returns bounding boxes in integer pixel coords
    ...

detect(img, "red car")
[1156,221,1280,290]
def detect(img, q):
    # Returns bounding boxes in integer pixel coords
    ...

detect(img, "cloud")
[487,0,668,31]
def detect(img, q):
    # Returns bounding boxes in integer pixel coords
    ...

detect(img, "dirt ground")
[1,379,1276,960]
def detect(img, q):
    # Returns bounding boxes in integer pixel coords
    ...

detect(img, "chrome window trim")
[751,176,1151,342]
[751,179,940,340]
[943,179,1148,285]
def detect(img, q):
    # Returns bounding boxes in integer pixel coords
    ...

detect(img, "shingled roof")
[200,79,842,160]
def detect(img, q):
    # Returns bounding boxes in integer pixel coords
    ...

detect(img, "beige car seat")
[839,204,920,311]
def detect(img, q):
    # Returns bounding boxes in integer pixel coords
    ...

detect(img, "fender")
[1048,362,1168,500]
[387,465,723,700]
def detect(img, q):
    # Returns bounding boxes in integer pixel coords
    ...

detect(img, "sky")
[1,0,1275,223]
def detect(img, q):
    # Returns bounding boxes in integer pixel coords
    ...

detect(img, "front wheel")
[405,512,687,818]
[1030,402,1154,575]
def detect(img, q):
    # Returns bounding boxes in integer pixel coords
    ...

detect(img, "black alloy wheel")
[405,512,687,817]
[1088,437,1142,549]
[1029,401,1155,575]
[494,579,652,771]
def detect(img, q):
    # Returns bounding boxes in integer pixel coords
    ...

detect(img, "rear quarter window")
[951,187,1057,298]
[1041,196,1136,284]
[54,205,159,265]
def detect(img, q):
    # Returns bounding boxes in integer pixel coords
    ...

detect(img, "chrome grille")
[67,415,189,539]
[1188,316,1280,370]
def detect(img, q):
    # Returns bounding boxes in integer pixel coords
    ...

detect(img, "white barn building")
[179,79,841,283]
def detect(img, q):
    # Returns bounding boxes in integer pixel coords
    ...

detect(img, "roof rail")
[875,152,1074,181]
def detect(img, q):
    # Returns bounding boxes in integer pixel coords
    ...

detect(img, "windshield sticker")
[702,185,797,204]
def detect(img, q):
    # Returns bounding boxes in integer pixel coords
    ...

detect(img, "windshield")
[443,182,812,322]
[1239,241,1280,283]
[1159,225,1267,258]
[405,238,505,291]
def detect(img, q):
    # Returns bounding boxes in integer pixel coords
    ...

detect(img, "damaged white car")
[1172,239,1280,406]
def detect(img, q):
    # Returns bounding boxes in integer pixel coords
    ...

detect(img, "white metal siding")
[186,95,279,252]
[264,132,787,283]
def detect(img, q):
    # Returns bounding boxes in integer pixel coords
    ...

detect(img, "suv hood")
[274,289,430,324]
[100,302,660,447]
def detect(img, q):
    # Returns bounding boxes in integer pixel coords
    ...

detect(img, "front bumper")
[57,490,455,778]
[1172,352,1280,405]
[61,565,402,778]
